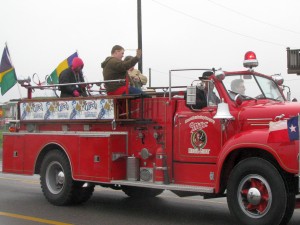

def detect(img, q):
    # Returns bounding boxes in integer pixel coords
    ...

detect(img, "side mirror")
[186,86,197,106]
[272,75,284,86]
[215,70,225,81]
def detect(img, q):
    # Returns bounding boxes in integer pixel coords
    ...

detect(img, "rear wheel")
[227,157,295,225]
[40,150,74,206]
[122,186,164,198]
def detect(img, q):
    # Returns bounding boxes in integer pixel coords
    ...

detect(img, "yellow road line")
[0,176,39,184]
[0,212,73,225]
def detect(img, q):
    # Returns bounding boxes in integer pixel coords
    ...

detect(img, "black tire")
[227,157,295,225]
[71,182,95,204]
[122,186,164,198]
[40,150,74,206]
[279,183,296,225]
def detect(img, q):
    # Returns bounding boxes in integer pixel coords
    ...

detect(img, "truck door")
[173,100,222,185]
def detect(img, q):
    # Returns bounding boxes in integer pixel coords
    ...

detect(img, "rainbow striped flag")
[47,52,78,84]
[0,45,17,95]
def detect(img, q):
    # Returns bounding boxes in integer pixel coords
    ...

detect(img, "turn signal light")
[9,126,17,132]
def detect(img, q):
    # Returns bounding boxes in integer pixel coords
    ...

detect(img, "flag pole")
[5,42,22,99]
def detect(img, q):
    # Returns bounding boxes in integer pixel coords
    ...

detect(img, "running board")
[111,180,214,193]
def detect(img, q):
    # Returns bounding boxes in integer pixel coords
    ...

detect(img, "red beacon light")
[243,51,259,69]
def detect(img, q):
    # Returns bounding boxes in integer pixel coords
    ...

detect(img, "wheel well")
[34,144,67,174]
[219,148,298,194]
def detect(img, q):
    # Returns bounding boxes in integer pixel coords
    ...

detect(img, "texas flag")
[287,116,300,141]
[268,120,289,143]
[268,116,300,143]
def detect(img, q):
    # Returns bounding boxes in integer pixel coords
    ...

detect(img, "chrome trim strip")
[6,131,128,137]
[111,180,214,193]
[247,118,272,121]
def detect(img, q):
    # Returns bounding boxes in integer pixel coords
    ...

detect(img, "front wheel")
[227,157,295,225]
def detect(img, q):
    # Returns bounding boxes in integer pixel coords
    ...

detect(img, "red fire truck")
[2,52,300,225]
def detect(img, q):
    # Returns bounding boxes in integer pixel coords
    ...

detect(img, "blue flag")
[287,116,300,141]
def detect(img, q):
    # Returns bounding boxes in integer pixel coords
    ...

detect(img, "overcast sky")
[0,0,300,102]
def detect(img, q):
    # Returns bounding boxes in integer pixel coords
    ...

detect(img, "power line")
[207,0,300,35]
[150,0,286,47]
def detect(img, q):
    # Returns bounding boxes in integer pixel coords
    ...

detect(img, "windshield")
[223,74,284,101]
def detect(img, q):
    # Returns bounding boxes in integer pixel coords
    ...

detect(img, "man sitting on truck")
[231,79,246,95]
[59,57,87,98]
[201,71,220,105]
[101,45,144,95]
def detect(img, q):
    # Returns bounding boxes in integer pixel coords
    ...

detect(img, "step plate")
[111,180,214,193]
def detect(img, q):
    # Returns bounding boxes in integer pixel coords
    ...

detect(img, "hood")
[235,101,300,129]
[101,57,113,68]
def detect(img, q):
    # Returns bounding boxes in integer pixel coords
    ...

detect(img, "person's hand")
[73,90,80,97]
[136,49,142,59]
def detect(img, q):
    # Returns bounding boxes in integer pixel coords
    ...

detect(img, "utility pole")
[137,0,143,73]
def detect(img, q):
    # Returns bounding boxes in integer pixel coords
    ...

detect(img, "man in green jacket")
[101,45,143,95]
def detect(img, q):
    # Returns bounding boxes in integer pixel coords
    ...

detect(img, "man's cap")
[202,71,214,78]
[199,71,213,80]
[72,57,84,69]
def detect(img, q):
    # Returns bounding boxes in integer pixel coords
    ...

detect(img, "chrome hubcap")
[237,174,272,218]
[247,187,261,205]
[45,161,65,194]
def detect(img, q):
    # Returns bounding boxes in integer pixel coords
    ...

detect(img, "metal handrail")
[21,79,125,90]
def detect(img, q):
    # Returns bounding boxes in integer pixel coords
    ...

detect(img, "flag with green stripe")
[47,52,78,84]
[0,46,17,95]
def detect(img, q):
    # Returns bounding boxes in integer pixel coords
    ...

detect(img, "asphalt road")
[0,165,300,225]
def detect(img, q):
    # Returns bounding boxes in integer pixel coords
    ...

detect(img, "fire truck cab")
[2,52,300,225]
